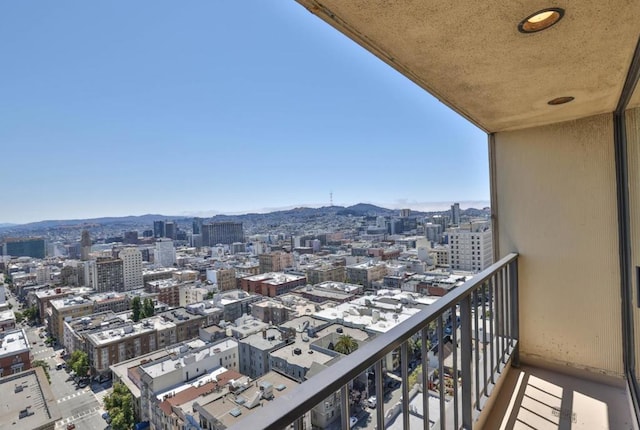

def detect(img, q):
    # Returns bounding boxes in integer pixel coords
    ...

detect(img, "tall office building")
[451,202,461,226]
[448,222,493,272]
[2,237,46,259]
[154,239,176,268]
[201,222,244,246]
[119,247,143,290]
[153,221,165,239]
[80,230,92,261]
[192,218,203,235]
[123,231,139,245]
[164,221,176,240]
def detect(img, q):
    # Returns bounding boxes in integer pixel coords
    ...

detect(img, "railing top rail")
[228,252,518,430]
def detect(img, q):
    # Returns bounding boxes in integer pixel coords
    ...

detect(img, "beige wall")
[625,107,640,378]
[494,113,623,376]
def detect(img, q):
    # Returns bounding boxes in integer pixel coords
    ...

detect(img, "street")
[22,324,111,430]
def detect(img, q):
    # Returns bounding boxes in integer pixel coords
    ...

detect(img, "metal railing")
[228,253,519,430]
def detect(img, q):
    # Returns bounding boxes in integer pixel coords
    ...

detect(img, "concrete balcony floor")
[482,364,635,430]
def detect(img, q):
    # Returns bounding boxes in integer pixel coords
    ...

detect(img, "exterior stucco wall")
[494,113,623,376]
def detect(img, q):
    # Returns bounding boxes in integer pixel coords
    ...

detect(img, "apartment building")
[251,299,291,325]
[85,316,176,377]
[239,273,306,297]
[345,261,388,288]
[259,251,293,274]
[95,257,124,292]
[305,264,345,285]
[119,247,143,290]
[0,328,31,377]
[448,222,493,272]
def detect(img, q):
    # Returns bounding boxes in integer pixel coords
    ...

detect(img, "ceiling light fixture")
[547,96,574,105]
[518,8,564,33]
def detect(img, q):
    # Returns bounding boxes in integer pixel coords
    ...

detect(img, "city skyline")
[1,2,489,224]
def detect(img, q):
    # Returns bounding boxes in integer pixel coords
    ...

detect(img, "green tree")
[14,311,23,323]
[32,360,51,383]
[23,306,39,323]
[142,298,154,318]
[334,335,359,355]
[68,350,89,378]
[131,297,141,322]
[104,382,135,430]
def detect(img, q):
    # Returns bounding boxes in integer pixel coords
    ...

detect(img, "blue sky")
[0,2,488,224]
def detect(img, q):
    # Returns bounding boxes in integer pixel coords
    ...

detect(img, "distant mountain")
[337,203,395,216]
[0,203,491,232]
[0,223,17,228]
[0,214,187,231]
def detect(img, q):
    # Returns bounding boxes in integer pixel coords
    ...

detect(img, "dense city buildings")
[0,202,492,429]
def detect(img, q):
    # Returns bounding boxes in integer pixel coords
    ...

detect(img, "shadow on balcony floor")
[482,364,634,430]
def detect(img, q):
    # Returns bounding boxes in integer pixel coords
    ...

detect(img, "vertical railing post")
[341,384,350,430]
[401,342,410,430]
[510,258,520,367]
[375,360,385,430]
[460,294,473,429]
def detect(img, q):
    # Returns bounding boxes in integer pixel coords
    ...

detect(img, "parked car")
[66,424,75,430]
[366,396,377,408]
[350,416,358,428]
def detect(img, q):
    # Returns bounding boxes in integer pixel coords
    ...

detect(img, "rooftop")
[143,339,239,380]
[0,329,29,357]
[87,316,175,346]
[0,368,60,430]
[196,371,298,428]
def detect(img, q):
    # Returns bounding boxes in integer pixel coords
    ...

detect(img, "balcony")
[228,254,635,429]
[229,254,520,429]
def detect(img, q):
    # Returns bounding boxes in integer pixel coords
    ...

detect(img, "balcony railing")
[229,253,519,430]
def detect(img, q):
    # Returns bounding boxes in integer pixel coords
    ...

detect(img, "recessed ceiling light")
[548,96,574,105]
[518,8,564,33]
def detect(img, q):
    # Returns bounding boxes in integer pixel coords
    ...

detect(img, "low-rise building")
[137,339,239,427]
[306,264,346,285]
[0,367,60,430]
[294,281,362,304]
[0,328,31,377]
[251,299,291,325]
[238,328,287,379]
[346,261,388,288]
[0,309,16,332]
[194,371,300,430]
[86,316,176,377]
[239,272,306,297]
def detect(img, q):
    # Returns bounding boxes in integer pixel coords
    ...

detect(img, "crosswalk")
[54,406,101,428]
[56,388,91,404]
[93,388,112,406]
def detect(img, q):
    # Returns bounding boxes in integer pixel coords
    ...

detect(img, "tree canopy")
[68,350,89,377]
[334,334,359,355]
[104,382,135,430]
[132,297,155,322]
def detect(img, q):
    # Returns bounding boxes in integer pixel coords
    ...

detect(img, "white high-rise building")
[448,222,493,272]
[119,247,143,290]
[154,239,176,268]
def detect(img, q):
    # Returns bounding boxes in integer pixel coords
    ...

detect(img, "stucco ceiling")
[296,1,640,132]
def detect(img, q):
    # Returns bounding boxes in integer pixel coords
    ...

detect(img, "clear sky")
[0,2,489,224]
